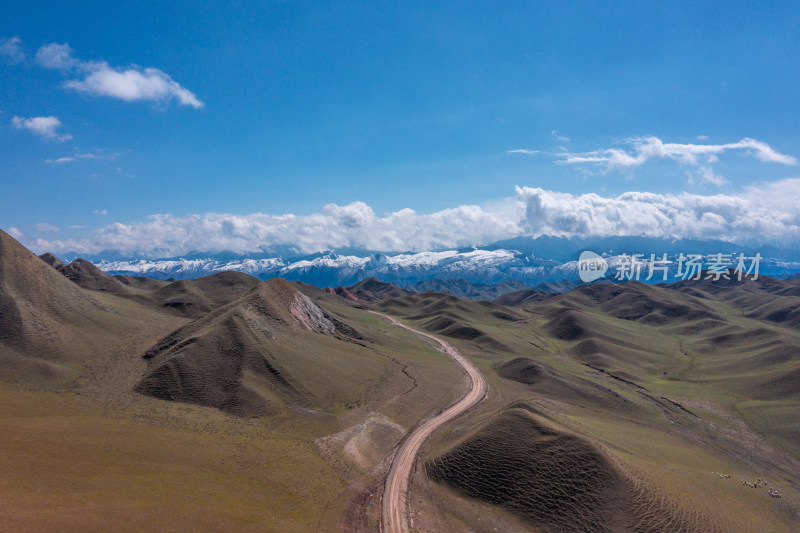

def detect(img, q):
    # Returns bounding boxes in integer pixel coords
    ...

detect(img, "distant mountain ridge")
[43,235,800,289]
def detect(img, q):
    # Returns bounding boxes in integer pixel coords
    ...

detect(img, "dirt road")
[371,311,488,533]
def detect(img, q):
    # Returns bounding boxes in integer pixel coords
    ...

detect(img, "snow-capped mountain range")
[92,236,800,288]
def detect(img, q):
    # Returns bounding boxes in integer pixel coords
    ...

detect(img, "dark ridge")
[58,258,133,294]
[491,289,551,307]
[658,396,702,419]
[113,274,171,291]
[38,252,65,269]
[582,364,649,391]
[426,408,626,532]
[545,309,588,341]
[404,278,533,301]
[346,277,412,301]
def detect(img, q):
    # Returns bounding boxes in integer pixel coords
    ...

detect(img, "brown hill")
[1,229,104,354]
[147,271,261,317]
[375,291,525,352]
[491,289,552,307]
[0,229,170,385]
[56,258,139,295]
[666,274,800,331]
[135,278,368,416]
[497,357,641,413]
[42,255,262,319]
[346,277,412,301]
[556,281,721,323]
[404,278,533,300]
[323,285,360,302]
[113,274,171,291]
[426,405,718,532]
[38,252,65,269]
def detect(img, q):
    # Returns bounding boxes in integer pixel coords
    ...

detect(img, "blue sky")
[2,1,799,256]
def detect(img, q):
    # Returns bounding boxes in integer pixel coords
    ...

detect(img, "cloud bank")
[30,41,203,108]
[22,180,800,257]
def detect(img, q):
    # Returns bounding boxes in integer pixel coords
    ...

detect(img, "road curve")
[371,311,488,533]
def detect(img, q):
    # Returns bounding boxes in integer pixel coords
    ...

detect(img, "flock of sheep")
[712,472,783,499]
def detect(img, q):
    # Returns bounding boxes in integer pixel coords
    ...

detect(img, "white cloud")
[6,226,26,241]
[45,151,120,164]
[31,41,203,108]
[34,43,80,70]
[321,201,376,228]
[516,179,800,246]
[24,179,800,257]
[557,136,797,169]
[12,115,72,141]
[509,136,797,187]
[507,149,540,155]
[36,222,60,233]
[0,37,24,64]
[688,165,729,187]
[28,201,524,257]
[65,65,204,108]
[93,209,108,216]
[551,130,571,142]
[5,40,202,109]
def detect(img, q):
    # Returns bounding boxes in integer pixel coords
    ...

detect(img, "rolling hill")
[135,278,372,416]
[1,229,177,386]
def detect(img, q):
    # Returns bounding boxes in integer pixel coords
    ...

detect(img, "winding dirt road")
[371,311,488,533]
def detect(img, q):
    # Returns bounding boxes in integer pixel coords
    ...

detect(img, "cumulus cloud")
[27,201,523,257]
[65,66,204,108]
[36,222,60,233]
[516,179,800,246]
[22,180,800,257]
[12,115,72,141]
[0,37,25,64]
[32,41,203,108]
